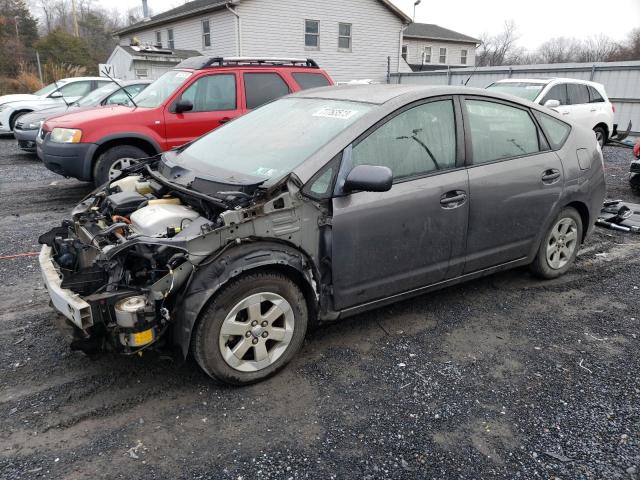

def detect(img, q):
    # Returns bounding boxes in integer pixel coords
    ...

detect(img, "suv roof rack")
[176,56,320,70]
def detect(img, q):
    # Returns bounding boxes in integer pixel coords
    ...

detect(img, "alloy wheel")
[546,217,578,270]
[218,292,295,372]
[108,157,137,181]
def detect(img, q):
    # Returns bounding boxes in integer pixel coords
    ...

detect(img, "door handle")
[590,108,597,112]
[219,117,231,124]
[440,190,467,208]
[541,169,561,183]
[561,111,570,115]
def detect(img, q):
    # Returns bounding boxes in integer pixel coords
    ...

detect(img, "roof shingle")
[404,23,480,44]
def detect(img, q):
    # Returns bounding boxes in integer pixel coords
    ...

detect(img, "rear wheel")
[192,271,308,386]
[93,145,147,186]
[593,126,607,148]
[530,207,583,279]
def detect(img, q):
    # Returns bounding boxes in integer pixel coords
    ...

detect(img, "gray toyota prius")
[39,84,606,385]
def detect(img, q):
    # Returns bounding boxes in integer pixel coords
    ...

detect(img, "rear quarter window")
[292,72,331,90]
[244,73,291,109]
[533,110,571,150]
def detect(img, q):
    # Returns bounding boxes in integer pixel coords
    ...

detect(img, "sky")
[113,0,640,51]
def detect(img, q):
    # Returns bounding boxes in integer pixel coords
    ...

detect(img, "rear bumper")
[14,128,38,151]
[40,134,97,181]
[39,245,93,329]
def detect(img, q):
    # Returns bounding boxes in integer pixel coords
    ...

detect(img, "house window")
[401,44,408,61]
[460,49,468,65]
[135,68,149,78]
[202,19,211,48]
[155,31,162,47]
[338,23,352,51]
[423,46,431,63]
[167,29,175,49]
[305,19,319,49]
[439,47,447,63]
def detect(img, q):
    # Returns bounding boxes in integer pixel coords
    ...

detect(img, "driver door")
[330,97,469,310]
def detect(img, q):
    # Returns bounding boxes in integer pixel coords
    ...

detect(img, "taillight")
[612,104,616,113]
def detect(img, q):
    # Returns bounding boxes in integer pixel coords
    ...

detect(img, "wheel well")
[594,122,609,138]
[566,201,590,240]
[92,137,158,167]
[10,110,32,128]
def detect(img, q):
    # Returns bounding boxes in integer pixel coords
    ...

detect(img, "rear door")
[462,97,563,273]
[330,97,469,310]
[163,73,242,149]
[242,71,291,110]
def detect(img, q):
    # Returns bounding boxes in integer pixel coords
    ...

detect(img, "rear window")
[244,73,291,109]
[588,86,604,103]
[533,110,571,149]
[292,72,331,90]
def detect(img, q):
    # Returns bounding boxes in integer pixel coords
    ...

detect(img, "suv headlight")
[51,127,82,143]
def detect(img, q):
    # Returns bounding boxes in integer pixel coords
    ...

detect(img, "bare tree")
[577,34,619,62]
[476,20,520,66]
[536,37,583,64]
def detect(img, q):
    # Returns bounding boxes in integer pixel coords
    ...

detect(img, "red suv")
[38,57,333,185]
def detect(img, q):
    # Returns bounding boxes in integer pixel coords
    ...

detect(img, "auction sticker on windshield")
[313,107,359,120]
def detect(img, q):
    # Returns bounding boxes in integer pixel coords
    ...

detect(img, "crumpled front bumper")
[39,245,93,329]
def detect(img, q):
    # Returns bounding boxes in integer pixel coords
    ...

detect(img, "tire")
[593,126,607,148]
[93,145,147,187]
[631,174,640,194]
[10,110,31,131]
[192,271,308,386]
[530,207,583,279]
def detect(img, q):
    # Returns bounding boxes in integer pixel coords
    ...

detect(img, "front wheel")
[93,145,147,186]
[530,207,583,279]
[192,271,308,386]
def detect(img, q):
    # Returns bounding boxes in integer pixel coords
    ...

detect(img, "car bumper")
[14,128,38,151]
[39,134,97,181]
[39,245,93,330]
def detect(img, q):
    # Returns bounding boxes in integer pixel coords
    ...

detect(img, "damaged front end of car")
[38,157,323,356]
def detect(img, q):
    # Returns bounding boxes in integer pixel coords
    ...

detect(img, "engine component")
[112,175,154,195]
[130,203,201,237]
[105,191,147,216]
[115,295,146,328]
[115,295,157,348]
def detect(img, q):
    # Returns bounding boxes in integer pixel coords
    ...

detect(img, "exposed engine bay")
[38,159,324,356]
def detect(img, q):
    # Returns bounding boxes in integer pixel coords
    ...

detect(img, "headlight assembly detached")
[51,127,82,143]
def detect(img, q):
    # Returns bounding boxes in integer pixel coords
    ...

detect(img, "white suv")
[487,78,615,147]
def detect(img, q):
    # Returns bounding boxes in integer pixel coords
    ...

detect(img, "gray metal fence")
[391,60,640,135]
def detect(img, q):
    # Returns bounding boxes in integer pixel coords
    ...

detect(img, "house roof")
[120,45,202,60]
[404,23,480,44]
[114,0,411,36]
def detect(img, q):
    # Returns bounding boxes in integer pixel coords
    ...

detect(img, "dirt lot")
[1,138,639,480]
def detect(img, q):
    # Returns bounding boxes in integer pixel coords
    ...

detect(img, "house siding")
[107,47,134,80]
[119,10,237,56]
[403,38,477,67]
[236,0,405,82]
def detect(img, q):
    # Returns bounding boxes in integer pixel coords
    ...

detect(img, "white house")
[112,0,413,83]
[106,45,202,80]
[402,23,480,71]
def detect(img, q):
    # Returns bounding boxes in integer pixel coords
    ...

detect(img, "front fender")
[172,241,318,358]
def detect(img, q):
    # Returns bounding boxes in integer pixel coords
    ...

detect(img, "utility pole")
[14,16,19,44]
[71,0,80,37]
[413,0,421,22]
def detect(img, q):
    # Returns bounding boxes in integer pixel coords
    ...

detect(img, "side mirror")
[344,164,393,193]
[544,99,560,109]
[49,91,63,99]
[174,99,194,114]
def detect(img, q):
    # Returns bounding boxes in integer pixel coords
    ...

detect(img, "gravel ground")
[0,140,639,480]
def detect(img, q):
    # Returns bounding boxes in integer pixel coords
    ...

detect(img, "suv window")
[352,99,457,181]
[533,111,571,150]
[58,81,92,97]
[465,99,540,164]
[105,84,147,105]
[588,86,605,103]
[567,83,590,105]
[244,73,290,109]
[292,72,331,90]
[541,84,568,106]
[179,74,236,112]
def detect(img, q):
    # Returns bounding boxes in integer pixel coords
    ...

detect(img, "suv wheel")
[593,126,607,148]
[193,271,308,385]
[93,145,147,186]
[530,207,583,279]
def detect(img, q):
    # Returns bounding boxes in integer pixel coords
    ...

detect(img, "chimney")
[142,0,150,19]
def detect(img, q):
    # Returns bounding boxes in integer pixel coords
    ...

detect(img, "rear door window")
[567,84,590,105]
[292,72,331,90]
[244,73,291,109]
[465,99,540,164]
[541,84,568,106]
[179,74,236,112]
[588,86,604,103]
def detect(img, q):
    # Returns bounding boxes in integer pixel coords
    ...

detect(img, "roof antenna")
[464,63,480,86]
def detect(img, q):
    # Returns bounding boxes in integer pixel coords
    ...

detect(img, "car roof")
[292,84,515,105]
[493,77,604,88]
[59,76,115,82]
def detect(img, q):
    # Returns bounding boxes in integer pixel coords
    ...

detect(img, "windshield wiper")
[52,79,70,107]
[101,71,138,108]
[145,165,229,209]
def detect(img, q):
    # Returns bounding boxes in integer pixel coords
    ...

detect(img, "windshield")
[487,82,546,102]
[75,83,120,107]
[134,70,192,108]
[175,98,372,182]
[33,83,61,96]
